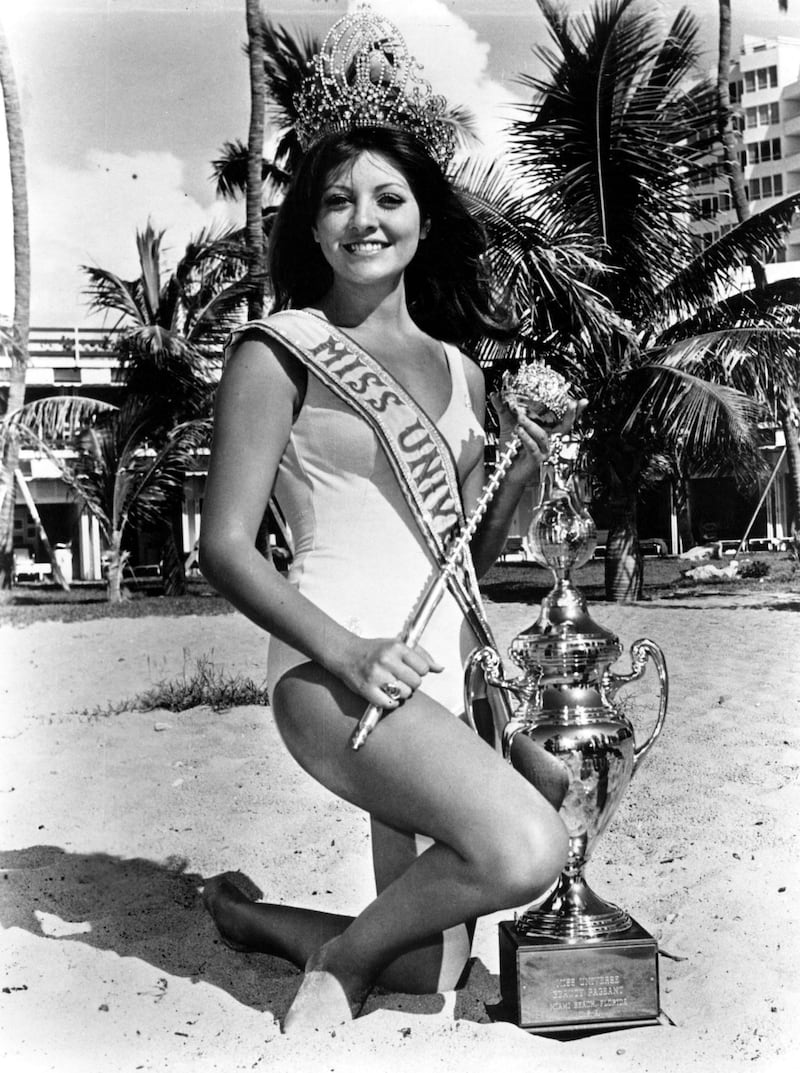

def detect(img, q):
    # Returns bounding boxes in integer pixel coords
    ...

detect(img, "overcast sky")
[1,0,796,326]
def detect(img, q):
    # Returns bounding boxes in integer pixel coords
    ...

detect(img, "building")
[1,327,205,582]
[692,35,800,263]
[684,33,800,551]
[2,320,796,580]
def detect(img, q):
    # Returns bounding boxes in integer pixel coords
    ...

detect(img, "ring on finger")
[383,681,403,702]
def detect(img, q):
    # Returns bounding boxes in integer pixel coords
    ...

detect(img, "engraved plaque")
[498,919,661,1033]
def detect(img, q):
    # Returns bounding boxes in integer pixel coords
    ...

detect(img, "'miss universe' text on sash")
[304,329,462,545]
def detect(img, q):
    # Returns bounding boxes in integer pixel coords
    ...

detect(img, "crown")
[293,4,456,169]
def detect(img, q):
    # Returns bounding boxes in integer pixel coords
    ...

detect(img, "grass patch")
[481,553,800,603]
[0,580,234,627]
[88,653,270,716]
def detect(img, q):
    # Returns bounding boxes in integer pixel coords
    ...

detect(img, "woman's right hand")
[332,635,444,709]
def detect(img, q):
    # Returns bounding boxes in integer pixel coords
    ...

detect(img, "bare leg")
[268,663,568,1033]
[202,825,471,994]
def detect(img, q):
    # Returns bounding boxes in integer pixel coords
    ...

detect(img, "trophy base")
[497,918,661,1034]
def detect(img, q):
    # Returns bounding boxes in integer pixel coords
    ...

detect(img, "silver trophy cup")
[466,440,669,1032]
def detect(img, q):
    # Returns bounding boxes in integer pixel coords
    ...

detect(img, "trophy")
[464,364,669,1034]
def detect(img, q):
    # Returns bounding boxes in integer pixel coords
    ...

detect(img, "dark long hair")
[268,127,513,346]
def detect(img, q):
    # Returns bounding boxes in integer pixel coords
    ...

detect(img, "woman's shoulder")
[224,318,307,408]
[443,342,485,400]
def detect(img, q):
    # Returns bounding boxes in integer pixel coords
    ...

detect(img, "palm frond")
[651,327,800,406]
[657,278,800,343]
[118,417,213,532]
[621,360,765,454]
[187,278,251,342]
[1,395,117,447]
[451,154,617,358]
[650,192,800,326]
[82,266,144,325]
[444,102,480,154]
[510,0,715,319]
[211,139,249,200]
[260,19,319,173]
[135,223,166,323]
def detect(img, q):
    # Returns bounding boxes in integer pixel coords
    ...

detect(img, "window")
[729,80,741,103]
[744,65,779,93]
[748,102,780,126]
[751,174,785,201]
[748,138,782,164]
[719,192,732,211]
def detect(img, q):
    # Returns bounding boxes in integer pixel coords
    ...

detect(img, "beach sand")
[1,590,799,1072]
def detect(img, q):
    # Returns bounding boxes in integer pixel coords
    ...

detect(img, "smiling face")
[312,151,429,294]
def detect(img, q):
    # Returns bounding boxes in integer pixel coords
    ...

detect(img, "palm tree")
[495,0,800,600]
[0,20,31,590]
[82,223,248,591]
[717,0,800,548]
[83,222,247,428]
[2,396,209,602]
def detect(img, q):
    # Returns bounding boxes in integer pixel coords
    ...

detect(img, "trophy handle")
[463,646,534,754]
[606,637,668,776]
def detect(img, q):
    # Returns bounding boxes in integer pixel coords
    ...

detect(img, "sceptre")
[349,360,574,750]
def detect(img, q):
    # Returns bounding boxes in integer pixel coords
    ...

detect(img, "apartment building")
[693,36,800,261]
[685,34,800,550]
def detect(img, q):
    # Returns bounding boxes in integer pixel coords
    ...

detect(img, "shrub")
[739,560,770,580]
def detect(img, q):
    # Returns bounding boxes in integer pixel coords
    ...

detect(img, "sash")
[228,310,498,644]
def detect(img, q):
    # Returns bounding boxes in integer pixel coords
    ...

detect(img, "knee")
[478,811,568,909]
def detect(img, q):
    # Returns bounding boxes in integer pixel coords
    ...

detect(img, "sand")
[1,589,799,1072]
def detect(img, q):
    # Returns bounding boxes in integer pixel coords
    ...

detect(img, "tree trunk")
[604,492,643,602]
[778,395,800,546]
[673,473,695,552]
[160,520,187,596]
[245,0,267,320]
[716,1,766,288]
[106,532,128,604]
[0,24,31,590]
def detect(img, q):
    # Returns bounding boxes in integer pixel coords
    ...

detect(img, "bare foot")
[201,871,262,952]
[282,938,371,1035]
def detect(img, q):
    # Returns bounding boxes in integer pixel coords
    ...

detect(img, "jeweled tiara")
[293,3,456,170]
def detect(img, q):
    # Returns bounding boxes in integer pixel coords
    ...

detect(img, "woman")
[199,10,573,1035]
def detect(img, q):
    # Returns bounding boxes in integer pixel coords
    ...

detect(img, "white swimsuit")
[267,340,486,714]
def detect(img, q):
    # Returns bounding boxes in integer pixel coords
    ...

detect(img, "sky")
[1,0,797,326]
